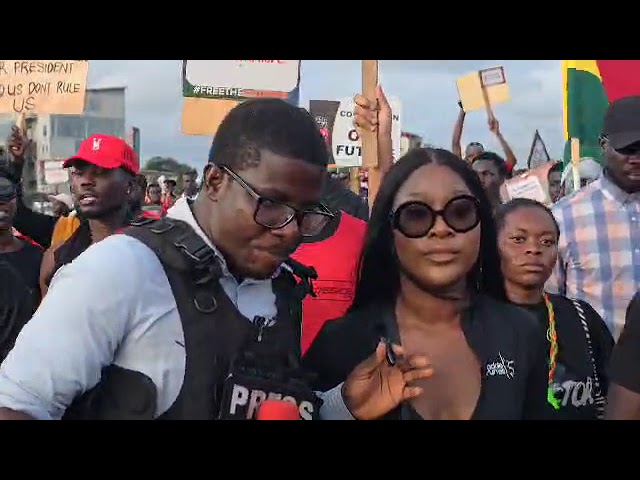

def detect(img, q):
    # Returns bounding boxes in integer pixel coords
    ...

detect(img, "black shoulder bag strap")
[569,298,605,419]
[125,217,210,272]
[267,257,318,372]
[125,217,243,338]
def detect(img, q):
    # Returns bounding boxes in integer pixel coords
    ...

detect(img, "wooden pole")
[479,71,496,124]
[15,112,24,131]
[349,167,359,194]
[570,137,581,191]
[361,60,379,209]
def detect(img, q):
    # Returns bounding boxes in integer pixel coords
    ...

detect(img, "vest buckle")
[173,233,216,265]
[194,292,218,313]
[150,218,176,234]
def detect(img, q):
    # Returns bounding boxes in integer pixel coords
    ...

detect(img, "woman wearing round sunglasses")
[495,198,613,420]
[302,148,550,420]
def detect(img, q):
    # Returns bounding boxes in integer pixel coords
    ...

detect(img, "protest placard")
[43,160,69,185]
[329,96,401,168]
[456,65,510,113]
[309,99,341,165]
[184,60,299,99]
[0,60,88,115]
[181,60,301,136]
[500,162,556,206]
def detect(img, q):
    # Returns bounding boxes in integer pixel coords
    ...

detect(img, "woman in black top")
[303,148,550,420]
[495,198,613,420]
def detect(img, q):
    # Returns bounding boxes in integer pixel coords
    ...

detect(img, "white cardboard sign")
[499,163,555,206]
[185,60,300,93]
[43,160,69,185]
[331,96,402,168]
[479,66,506,87]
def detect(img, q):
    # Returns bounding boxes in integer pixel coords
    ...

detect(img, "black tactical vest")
[63,217,318,420]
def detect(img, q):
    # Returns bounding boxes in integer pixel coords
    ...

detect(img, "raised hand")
[342,341,433,420]
[353,85,392,136]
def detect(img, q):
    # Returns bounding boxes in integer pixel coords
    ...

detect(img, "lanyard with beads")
[543,293,561,410]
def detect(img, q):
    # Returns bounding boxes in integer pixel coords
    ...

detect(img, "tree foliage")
[143,157,193,175]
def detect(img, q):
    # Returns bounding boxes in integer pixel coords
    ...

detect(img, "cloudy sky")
[88,60,563,170]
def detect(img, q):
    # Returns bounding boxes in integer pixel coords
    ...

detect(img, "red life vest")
[291,212,366,355]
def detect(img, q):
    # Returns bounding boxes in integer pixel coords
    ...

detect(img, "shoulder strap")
[123,217,222,281]
[569,298,605,419]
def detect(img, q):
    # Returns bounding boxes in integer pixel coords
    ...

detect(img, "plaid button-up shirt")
[546,174,640,339]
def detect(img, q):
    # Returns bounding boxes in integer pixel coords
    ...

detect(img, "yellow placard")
[456,65,510,112]
[0,60,89,115]
[181,97,240,136]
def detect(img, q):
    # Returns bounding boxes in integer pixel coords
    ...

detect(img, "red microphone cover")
[256,400,301,420]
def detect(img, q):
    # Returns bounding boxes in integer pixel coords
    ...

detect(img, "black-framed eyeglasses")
[390,195,481,238]
[219,165,334,237]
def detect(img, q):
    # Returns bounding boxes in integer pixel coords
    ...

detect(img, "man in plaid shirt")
[546,96,640,340]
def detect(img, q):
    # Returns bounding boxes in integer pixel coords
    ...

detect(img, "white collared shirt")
[167,198,280,320]
[181,192,198,202]
[0,197,347,419]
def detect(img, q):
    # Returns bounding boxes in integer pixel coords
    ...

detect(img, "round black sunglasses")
[391,195,481,238]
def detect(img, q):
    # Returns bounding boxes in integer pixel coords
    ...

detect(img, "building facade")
[0,87,126,196]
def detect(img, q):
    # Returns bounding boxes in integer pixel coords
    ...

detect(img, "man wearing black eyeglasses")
[0,98,355,421]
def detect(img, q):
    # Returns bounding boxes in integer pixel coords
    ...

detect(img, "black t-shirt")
[0,239,43,304]
[609,291,640,393]
[514,294,613,420]
[302,294,551,420]
[0,261,35,362]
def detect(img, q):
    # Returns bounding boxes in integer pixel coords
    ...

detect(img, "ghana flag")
[563,60,640,164]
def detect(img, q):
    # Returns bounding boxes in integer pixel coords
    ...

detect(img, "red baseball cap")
[63,134,139,174]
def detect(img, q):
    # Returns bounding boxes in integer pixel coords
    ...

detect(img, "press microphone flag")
[256,399,301,420]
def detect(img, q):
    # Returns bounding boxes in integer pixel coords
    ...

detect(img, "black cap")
[603,95,640,149]
[0,176,17,202]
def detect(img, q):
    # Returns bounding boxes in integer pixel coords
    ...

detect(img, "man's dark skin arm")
[606,385,640,420]
[606,292,640,420]
[489,117,517,172]
[14,188,57,249]
[6,126,57,248]
[451,102,465,160]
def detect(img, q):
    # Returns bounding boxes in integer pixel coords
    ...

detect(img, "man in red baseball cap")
[39,134,139,298]
[63,133,139,174]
